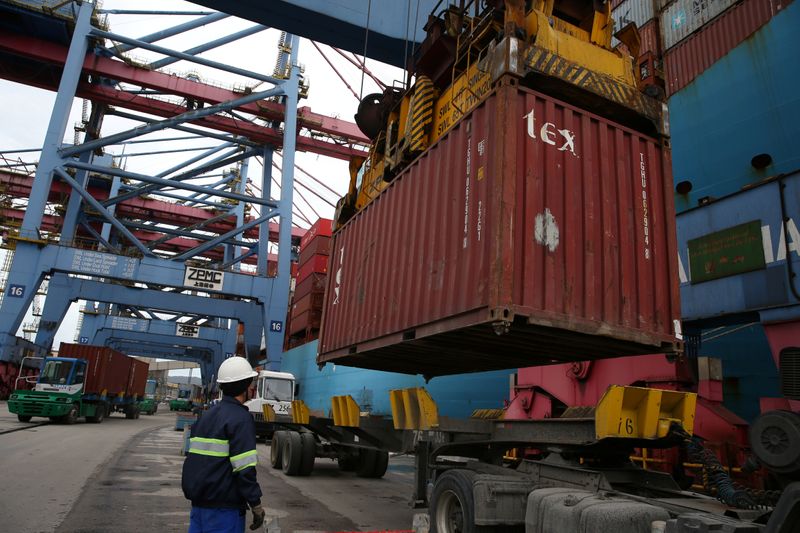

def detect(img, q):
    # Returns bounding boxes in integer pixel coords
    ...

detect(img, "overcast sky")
[0,0,405,353]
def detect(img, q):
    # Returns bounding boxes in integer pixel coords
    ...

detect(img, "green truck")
[139,379,162,415]
[9,343,148,424]
[169,384,201,412]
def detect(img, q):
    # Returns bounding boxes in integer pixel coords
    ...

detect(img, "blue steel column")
[257,146,274,276]
[262,35,299,370]
[225,157,250,271]
[60,108,106,244]
[0,2,94,359]
[33,273,73,349]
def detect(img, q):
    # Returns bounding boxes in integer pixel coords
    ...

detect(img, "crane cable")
[359,0,372,100]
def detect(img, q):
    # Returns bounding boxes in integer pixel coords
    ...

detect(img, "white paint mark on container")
[534,208,560,252]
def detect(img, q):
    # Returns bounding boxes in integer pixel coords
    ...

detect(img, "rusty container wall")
[59,343,132,396]
[319,82,681,377]
[127,358,149,398]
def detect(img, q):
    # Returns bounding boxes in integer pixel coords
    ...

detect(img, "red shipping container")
[299,234,331,265]
[58,343,133,396]
[291,292,326,318]
[663,0,786,96]
[267,259,298,278]
[319,82,681,378]
[296,254,328,284]
[299,218,333,249]
[126,357,149,399]
[290,308,322,336]
[294,272,326,301]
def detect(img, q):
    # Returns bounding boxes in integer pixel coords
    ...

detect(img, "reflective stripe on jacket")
[181,395,262,509]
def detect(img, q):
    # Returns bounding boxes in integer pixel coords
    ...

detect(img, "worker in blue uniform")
[182,357,266,532]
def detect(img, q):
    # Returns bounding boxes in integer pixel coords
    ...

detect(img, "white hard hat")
[217,357,258,383]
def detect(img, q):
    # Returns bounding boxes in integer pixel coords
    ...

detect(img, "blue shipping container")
[669,1,800,213]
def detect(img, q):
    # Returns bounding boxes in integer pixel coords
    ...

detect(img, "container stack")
[286,218,332,348]
[610,0,790,99]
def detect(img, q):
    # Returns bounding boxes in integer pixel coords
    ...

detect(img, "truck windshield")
[178,389,191,399]
[39,360,76,385]
[261,378,292,401]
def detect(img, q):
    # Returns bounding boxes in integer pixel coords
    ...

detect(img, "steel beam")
[61,86,285,157]
[0,1,94,362]
[149,25,268,70]
[0,32,369,145]
[108,12,229,54]
[188,0,437,68]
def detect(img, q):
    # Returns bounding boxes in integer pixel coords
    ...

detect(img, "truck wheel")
[355,448,390,478]
[337,453,358,472]
[298,433,316,476]
[63,404,79,425]
[281,431,302,476]
[371,450,389,478]
[430,469,490,533]
[270,431,285,469]
[17,415,32,422]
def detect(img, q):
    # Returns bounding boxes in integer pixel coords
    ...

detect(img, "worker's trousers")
[188,506,246,533]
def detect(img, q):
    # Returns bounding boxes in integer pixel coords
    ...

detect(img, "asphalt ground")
[0,402,420,532]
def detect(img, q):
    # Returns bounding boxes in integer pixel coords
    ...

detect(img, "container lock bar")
[594,385,696,440]
[390,387,439,430]
[291,400,310,425]
[331,395,361,427]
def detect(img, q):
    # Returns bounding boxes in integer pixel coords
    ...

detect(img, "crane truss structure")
[0,0,367,385]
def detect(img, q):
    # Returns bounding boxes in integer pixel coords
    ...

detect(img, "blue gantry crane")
[0,0,368,396]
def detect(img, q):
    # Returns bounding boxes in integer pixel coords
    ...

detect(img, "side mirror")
[293,383,300,398]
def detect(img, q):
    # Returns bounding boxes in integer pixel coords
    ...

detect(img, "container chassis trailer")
[262,385,799,532]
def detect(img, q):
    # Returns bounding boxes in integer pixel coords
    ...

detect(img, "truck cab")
[245,370,295,439]
[139,379,160,415]
[10,357,95,423]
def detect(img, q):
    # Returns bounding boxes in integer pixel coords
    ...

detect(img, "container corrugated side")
[127,358,148,398]
[612,0,656,47]
[59,343,131,395]
[319,82,681,377]
[664,0,789,95]
[661,0,739,50]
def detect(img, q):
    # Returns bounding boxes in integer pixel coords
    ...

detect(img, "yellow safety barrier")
[331,395,360,427]
[262,403,275,423]
[291,400,310,425]
[389,387,439,430]
[595,385,696,440]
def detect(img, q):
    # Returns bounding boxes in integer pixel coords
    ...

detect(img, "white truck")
[245,370,296,440]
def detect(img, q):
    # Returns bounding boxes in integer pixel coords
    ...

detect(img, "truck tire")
[17,415,32,422]
[356,449,389,478]
[337,453,358,472]
[298,432,316,476]
[281,431,302,476]
[371,450,389,478]
[270,431,285,469]
[430,469,491,533]
[63,404,79,425]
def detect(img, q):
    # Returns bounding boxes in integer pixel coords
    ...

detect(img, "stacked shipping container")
[287,218,332,347]
[610,0,793,98]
